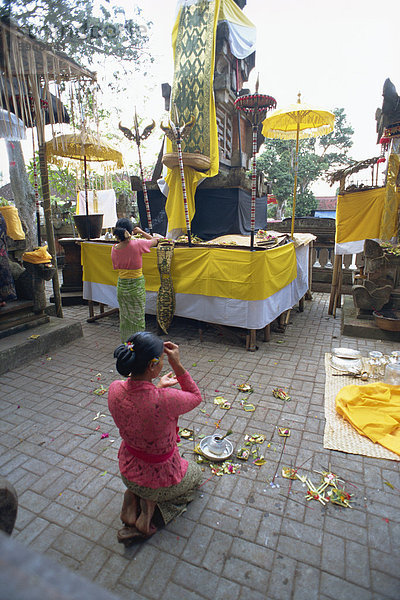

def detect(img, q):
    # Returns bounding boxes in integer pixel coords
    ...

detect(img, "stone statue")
[376,78,400,142]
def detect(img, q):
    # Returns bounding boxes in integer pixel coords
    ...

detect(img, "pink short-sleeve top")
[111,239,154,271]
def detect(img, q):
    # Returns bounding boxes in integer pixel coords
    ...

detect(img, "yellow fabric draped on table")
[336,188,387,244]
[335,152,400,251]
[81,242,297,302]
[335,382,400,456]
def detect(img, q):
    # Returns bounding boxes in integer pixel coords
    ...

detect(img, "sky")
[1,0,399,195]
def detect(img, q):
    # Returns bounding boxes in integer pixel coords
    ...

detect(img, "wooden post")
[38,141,63,318]
[305,239,313,300]
[246,329,257,351]
[328,178,345,315]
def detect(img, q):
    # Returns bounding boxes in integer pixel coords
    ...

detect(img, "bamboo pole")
[328,254,340,315]
[38,133,63,318]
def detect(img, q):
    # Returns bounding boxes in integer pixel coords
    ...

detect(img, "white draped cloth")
[77,189,118,229]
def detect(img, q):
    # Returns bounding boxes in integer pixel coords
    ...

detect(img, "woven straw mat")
[324,353,399,461]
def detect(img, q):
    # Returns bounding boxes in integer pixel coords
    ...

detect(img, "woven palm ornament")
[156,240,176,334]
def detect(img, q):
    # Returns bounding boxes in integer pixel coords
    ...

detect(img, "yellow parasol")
[45,131,123,168]
[262,93,335,236]
[45,131,123,218]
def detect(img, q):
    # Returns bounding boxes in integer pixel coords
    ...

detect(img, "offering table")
[80,236,313,349]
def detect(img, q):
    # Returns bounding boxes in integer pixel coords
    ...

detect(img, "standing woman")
[112,218,158,342]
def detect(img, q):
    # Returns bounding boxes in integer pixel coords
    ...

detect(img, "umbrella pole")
[250,125,258,250]
[291,123,300,238]
[84,155,90,240]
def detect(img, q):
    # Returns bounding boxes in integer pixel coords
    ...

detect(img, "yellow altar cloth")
[335,153,400,254]
[81,242,297,302]
[336,188,387,245]
[336,382,400,456]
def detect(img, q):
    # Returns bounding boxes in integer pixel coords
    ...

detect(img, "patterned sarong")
[116,276,146,342]
[121,460,202,524]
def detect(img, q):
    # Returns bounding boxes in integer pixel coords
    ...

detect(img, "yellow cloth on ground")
[165,0,220,230]
[0,205,25,240]
[22,245,52,264]
[81,242,297,302]
[380,152,400,240]
[335,382,400,456]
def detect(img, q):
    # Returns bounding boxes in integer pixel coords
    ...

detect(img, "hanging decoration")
[0,19,96,317]
[119,113,155,234]
[234,82,276,250]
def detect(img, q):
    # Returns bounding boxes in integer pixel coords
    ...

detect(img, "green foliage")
[257,108,354,217]
[27,155,76,204]
[0,196,10,206]
[1,0,152,89]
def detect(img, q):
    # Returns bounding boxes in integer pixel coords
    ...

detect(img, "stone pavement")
[0,292,399,600]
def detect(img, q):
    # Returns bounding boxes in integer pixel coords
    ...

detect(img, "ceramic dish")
[330,355,362,373]
[199,436,234,462]
[332,348,361,360]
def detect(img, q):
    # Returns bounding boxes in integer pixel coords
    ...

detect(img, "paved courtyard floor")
[1,292,399,600]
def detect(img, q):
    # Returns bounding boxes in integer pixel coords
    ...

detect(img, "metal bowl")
[199,436,234,462]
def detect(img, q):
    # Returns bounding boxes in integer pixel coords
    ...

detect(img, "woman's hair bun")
[113,218,133,242]
[113,342,136,377]
[113,332,164,377]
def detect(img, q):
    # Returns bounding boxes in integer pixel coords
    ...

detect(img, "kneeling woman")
[108,332,203,542]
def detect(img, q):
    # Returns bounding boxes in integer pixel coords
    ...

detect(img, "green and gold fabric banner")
[165,0,220,231]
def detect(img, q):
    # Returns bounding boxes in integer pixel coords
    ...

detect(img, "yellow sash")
[118,268,142,279]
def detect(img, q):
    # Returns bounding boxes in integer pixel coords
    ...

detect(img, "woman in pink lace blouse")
[108,331,203,543]
[111,218,158,342]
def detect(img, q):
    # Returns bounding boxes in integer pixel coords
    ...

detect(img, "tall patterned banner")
[165,0,220,232]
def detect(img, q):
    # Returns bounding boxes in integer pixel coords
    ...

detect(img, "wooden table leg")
[87,308,118,323]
[299,296,305,312]
[263,324,270,342]
[246,329,257,351]
[88,300,94,318]
[306,239,313,300]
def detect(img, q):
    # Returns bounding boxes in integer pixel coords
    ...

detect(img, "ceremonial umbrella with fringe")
[0,108,26,141]
[45,131,123,218]
[262,94,335,237]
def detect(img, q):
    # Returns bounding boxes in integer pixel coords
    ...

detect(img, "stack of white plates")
[330,348,362,373]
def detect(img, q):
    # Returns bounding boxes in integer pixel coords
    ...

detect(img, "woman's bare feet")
[120,490,138,526]
[136,498,157,536]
